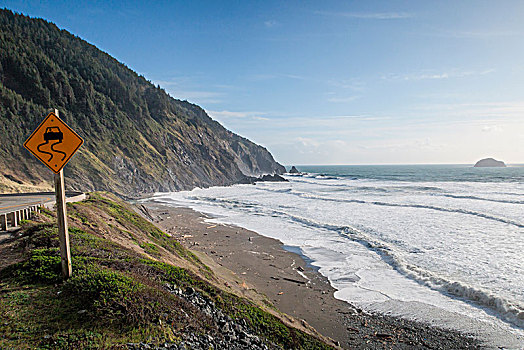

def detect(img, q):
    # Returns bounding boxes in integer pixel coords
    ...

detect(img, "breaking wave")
[188,193,524,328]
[256,187,524,228]
[184,193,524,328]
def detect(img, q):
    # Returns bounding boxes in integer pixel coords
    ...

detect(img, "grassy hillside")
[0,9,285,197]
[0,193,332,349]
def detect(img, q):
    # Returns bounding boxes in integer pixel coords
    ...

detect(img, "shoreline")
[141,200,480,349]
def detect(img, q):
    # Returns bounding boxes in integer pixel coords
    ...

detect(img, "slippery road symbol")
[37,126,67,162]
[24,112,84,174]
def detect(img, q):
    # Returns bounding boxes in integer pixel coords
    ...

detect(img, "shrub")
[63,265,141,306]
[14,248,62,283]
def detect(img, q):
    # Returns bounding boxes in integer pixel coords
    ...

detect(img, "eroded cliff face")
[0,10,285,197]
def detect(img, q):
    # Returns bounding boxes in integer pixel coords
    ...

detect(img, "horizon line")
[284,162,524,166]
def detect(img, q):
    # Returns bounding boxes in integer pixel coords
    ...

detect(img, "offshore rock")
[259,174,287,182]
[288,166,300,174]
[237,174,288,184]
[473,158,506,167]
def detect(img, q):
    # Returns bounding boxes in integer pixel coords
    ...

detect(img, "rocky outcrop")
[237,174,288,185]
[288,166,300,174]
[128,283,272,349]
[474,158,506,167]
[259,174,288,182]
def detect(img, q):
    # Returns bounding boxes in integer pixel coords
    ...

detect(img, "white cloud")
[152,78,225,104]
[169,90,223,103]
[220,104,524,164]
[382,69,495,81]
[245,73,307,81]
[264,20,278,28]
[327,78,365,91]
[316,11,414,20]
[207,110,271,122]
[208,110,256,119]
[409,73,449,80]
[153,79,178,87]
[481,125,502,132]
[441,30,522,39]
[267,117,523,164]
[327,95,360,103]
[295,137,321,148]
[409,101,524,120]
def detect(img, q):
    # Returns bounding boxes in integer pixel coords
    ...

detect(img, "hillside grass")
[0,192,332,349]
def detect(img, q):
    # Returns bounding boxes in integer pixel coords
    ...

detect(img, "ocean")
[148,164,524,348]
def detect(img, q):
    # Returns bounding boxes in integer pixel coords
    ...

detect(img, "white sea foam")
[146,172,524,348]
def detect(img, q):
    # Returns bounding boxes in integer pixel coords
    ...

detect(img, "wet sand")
[142,201,480,349]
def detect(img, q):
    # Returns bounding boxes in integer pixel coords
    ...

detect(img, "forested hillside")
[0,9,284,197]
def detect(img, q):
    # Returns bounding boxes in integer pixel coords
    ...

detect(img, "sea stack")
[289,166,300,174]
[473,158,506,167]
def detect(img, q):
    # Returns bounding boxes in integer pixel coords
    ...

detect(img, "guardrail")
[0,192,85,231]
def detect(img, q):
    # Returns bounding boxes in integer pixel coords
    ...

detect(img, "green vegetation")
[12,248,62,284]
[0,9,284,196]
[0,193,331,349]
[80,192,209,272]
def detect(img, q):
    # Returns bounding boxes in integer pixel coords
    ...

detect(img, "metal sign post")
[24,109,83,280]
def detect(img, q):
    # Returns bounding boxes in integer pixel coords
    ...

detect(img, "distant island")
[473,158,506,167]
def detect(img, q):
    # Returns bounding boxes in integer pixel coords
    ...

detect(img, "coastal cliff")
[0,10,285,197]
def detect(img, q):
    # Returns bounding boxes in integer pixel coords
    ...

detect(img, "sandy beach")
[141,200,480,349]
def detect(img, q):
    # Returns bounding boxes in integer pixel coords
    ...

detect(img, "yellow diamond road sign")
[24,112,83,173]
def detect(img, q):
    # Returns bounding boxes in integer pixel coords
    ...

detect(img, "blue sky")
[3,0,524,164]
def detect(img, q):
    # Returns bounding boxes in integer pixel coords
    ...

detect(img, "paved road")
[0,192,56,215]
[0,192,86,215]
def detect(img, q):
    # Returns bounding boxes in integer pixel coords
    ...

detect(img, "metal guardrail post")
[1,214,7,231]
[8,212,17,227]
